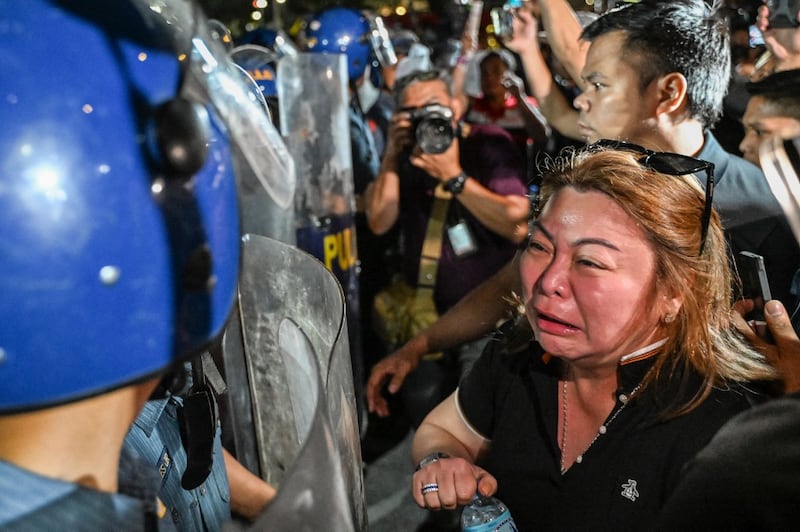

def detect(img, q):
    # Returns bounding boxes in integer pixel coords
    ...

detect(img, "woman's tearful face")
[520,187,664,367]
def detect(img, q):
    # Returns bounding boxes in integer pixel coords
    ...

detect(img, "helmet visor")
[154,0,295,209]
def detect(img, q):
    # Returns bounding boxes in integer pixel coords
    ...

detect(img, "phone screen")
[749,24,764,47]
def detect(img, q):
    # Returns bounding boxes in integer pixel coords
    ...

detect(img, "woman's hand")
[734,299,800,393]
[412,456,497,511]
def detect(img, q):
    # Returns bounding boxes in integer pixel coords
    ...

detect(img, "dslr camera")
[491,0,524,42]
[407,104,455,154]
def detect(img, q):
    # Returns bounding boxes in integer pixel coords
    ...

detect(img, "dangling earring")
[663,314,675,324]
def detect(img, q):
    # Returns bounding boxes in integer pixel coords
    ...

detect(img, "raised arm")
[537,0,589,86]
[365,111,413,234]
[504,9,582,139]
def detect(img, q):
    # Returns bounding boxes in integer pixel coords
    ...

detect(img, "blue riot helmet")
[231,44,281,127]
[238,27,299,58]
[231,45,278,99]
[304,7,397,83]
[0,0,293,413]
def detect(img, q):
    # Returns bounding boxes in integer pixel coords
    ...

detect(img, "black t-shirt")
[457,335,761,532]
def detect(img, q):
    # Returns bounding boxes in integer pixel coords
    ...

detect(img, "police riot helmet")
[238,27,299,58]
[231,45,279,99]
[0,0,274,412]
[304,7,397,82]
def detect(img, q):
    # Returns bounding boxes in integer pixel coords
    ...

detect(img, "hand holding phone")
[736,251,773,321]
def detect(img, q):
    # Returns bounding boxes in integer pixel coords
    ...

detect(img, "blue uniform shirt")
[122,396,231,532]
[0,459,151,531]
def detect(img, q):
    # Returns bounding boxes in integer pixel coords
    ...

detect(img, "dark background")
[197,0,765,46]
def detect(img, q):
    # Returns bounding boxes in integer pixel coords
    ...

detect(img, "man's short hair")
[747,68,800,98]
[582,0,730,128]
[393,68,453,104]
[747,69,800,120]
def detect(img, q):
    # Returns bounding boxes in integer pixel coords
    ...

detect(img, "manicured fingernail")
[765,300,784,317]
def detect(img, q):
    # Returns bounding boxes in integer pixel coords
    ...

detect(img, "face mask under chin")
[356,65,381,113]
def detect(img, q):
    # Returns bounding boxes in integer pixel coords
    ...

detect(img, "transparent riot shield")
[221,234,366,531]
[228,45,295,244]
[277,53,365,429]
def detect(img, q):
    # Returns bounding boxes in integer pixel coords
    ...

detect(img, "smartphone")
[736,251,772,320]
[749,24,765,47]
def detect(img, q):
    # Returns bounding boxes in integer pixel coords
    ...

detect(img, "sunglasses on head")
[590,139,715,255]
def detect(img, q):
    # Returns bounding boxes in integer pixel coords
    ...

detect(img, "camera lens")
[416,115,454,154]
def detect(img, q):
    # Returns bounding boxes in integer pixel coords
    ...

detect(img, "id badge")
[447,220,478,257]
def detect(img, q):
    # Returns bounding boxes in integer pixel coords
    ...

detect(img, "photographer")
[365,68,528,428]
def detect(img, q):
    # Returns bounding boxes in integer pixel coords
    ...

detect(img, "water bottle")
[461,493,518,532]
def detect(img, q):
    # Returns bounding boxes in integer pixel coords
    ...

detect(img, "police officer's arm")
[505,9,581,140]
[223,448,276,521]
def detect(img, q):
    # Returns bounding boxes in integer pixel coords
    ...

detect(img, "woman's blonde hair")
[536,147,776,415]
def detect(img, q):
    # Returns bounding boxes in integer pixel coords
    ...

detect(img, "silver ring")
[421,483,439,495]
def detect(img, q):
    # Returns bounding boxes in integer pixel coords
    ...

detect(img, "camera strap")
[417,185,451,291]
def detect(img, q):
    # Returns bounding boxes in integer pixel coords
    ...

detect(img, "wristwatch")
[444,172,468,195]
[415,451,450,471]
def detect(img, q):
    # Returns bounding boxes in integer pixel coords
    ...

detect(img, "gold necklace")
[559,376,642,474]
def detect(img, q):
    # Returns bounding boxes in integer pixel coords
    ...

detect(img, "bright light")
[251,10,263,21]
[30,165,67,203]
[192,37,219,73]
[276,0,286,4]
[254,0,267,7]
[395,6,407,15]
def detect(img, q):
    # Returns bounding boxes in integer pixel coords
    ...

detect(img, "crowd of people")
[3,0,800,530]
[361,0,800,531]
